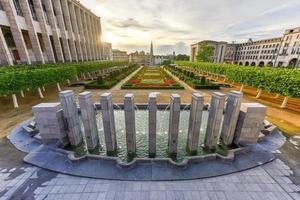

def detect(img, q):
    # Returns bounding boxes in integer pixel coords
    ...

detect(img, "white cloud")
[80,0,300,54]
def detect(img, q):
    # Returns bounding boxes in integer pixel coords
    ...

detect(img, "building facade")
[0,0,107,65]
[191,27,300,67]
[102,42,112,61]
[190,40,234,64]
[128,41,154,66]
[129,51,151,66]
[112,49,128,61]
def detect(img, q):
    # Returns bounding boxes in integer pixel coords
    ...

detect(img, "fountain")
[9,90,284,180]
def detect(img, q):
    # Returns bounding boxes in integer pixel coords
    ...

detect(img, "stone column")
[124,94,136,155]
[204,92,225,150]
[75,7,87,61]
[52,0,71,62]
[0,28,13,65]
[221,91,243,145]
[33,103,68,145]
[81,11,91,60]
[148,93,157,157]
[84,12,93,60]
[96,17,103,59]
[100,93,117,154]
[234,103,267,146]
[60,0,77,61]
[43,0,64,62]
[19,0,45,63]
[2,0,31,64]
[79,91,99,151]
[187,93,204,155]
[92,17,99,60]
[33,0,56,63]
[68,2,83,61]
[168,94,181,156]
[59,90,82,146]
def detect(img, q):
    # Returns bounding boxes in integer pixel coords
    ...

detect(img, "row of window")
[236,49,278,55]
[238,43,280,51]
[10,0,95,34]
[237,55,276,60]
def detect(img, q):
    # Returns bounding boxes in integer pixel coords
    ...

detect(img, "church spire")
[149,41,154,66]
[150,41,153,56]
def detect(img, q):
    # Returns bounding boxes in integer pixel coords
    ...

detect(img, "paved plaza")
[0,157,299,200]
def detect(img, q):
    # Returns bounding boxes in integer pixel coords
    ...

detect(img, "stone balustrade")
[32,90,267,159]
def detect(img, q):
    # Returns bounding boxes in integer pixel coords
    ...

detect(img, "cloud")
[79,0,300,55]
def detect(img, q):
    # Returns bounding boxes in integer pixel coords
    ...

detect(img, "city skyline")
[80,0,300,54]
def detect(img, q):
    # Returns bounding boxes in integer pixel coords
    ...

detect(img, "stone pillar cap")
[213,92,226,98]
[79,91,92,98]
[171,94,181,99]
[192,93,204,99]
[229,91,243,97]
[125,93,134,99]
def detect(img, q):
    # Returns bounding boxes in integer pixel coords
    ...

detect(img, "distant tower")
[150,41,154,65]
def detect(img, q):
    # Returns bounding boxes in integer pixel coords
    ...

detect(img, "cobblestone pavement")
[0,158,298,200]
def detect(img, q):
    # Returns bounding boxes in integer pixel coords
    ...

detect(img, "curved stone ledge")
[9,119,285,181]
[57,145,250,168]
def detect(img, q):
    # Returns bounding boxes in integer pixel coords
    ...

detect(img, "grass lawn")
[121,66,184,89]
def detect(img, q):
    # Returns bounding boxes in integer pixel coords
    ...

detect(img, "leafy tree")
[175,54,190,61]
[162,60,172,66]
[196,42,215,62]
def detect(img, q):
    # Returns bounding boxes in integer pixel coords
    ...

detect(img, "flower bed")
[122,66,183,89]
[165,66,220,90]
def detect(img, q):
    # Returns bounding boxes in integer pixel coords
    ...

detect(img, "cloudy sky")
[80,0,300,55]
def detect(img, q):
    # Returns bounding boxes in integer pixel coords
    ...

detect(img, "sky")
[80,0,300,55]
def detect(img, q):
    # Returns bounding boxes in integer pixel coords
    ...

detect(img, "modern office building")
[112,49,128,61]
[0,0,108,65]
[191,27,300,67]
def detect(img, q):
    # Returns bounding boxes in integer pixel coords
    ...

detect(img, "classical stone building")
[129,41,154,66]
[0,0,109,65]
[112,49,128,61]
[191,27,300,67]
[129,51,151,66]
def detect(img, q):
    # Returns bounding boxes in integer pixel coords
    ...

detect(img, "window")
[42,3,50,25]
[2,26,16,48]
[22,30,32,49]
[28,0,38,21]
[13,0,23,16]
[37,33,45,52]
[0,1,3,10]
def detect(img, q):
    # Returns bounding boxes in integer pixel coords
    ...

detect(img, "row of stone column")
[0,0,103,65]
[33,90,267,158]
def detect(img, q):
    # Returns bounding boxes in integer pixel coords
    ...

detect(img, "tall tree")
[175,54,190,61]
[196,42,215,62]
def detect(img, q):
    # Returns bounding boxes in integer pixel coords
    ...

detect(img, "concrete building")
[112,49,128,61]
[0,0,107,65]
[190,40,235,64]
[191,27,300,67]
[102,42,112,61]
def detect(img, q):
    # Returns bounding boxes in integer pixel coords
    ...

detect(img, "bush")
[176,61,300,97]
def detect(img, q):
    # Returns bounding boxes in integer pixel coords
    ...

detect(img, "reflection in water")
[93,110,210,162]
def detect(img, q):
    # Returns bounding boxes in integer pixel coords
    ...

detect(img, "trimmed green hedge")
[0,61,128,95]
[165,65,220,90]
[85,65,139,89]
[176,61,300,97]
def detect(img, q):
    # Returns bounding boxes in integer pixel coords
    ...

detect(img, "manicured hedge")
[176,61,300,97]
[165,66,220,90]
[0,61,128,96]
[85,65,139,89]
